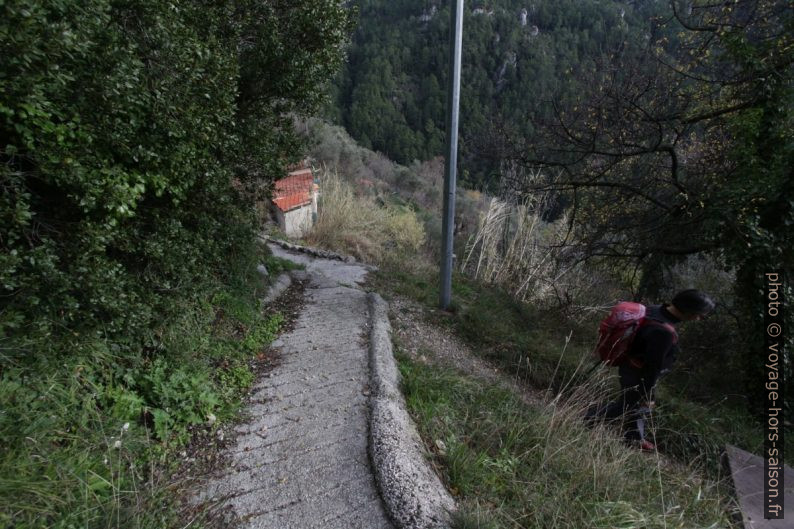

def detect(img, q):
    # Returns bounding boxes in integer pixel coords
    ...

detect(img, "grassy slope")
[372,265,773,459]
[371,265,755,528]
[0,250,294,528]
[399,355,734,529]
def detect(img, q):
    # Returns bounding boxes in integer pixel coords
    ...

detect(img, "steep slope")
[328,0,670,187]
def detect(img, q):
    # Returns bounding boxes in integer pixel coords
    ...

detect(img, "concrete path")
[193,243,393,528]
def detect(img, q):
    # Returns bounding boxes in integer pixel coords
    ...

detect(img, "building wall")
[284,205,313,238]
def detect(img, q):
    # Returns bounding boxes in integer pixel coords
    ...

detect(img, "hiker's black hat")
[672,289,715,316]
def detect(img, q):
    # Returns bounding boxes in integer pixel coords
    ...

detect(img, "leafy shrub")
[218,362,256,401]
[385,204,427,254]
[1,0,352,361]
[141,359,220,442]
[0,275,284,527]
[242,313,284,354]
[2,1,242,355]
[0,1,353,525]
[106,385,146,423]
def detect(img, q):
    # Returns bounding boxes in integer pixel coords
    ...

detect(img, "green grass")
[398,353,736,529]
[373,262,591,388]
[375,260,784,489]
[263,254,305,276]
[0,260,284,528]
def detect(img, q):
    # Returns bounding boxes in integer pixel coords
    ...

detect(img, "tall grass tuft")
[305,167,426,265]
[398,353,737,529]
[0,351,176,529]
[460,195,613,313]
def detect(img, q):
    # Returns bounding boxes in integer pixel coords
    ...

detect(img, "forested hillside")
[328,0,793,424]
[327,0,669,186]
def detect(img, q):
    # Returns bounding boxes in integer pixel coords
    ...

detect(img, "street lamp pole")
[440,0,464,310]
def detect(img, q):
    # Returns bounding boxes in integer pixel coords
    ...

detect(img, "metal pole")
[440,0,464,310]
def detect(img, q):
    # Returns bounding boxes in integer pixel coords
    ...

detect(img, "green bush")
[141,360,220,441]
[2,1,241,353]
[0,271,285,527]
[1,0,352,361]
[0,0,353,526]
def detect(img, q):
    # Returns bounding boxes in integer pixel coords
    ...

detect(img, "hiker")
[586,289,715,451]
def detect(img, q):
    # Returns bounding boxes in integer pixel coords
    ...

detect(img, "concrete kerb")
[261,272,292,305]
[367,293,456,529]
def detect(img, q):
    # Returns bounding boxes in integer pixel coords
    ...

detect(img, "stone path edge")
[261,234,378,271]
[367,292,456,529]
[261,272,292,305]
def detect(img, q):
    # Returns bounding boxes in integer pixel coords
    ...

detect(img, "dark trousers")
[586,364,653,441]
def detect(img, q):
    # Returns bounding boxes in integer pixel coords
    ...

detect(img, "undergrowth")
[397,353,737,529]
[0,248,283,528]
[263,254,305,276]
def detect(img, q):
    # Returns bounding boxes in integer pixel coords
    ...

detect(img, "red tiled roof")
[273,169,314,212]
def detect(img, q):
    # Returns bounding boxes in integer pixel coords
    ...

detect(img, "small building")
[271,165,318,238]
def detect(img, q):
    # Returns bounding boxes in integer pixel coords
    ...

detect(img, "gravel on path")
[387,296,544,408]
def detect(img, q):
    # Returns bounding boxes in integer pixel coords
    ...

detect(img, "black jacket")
[627,304,680,392]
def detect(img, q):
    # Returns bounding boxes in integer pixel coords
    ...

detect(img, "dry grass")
[460,194,625,318]
[305,167,426,265]
[461,196,572,302]
[399,352,738,529]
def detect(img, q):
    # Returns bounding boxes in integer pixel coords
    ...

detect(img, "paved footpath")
[193,243,394,529]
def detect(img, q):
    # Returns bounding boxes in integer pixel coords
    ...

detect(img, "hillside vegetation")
[327,0,793,421]
[301,111,789,527]
[0,1,352,526]
[328,0,669,184]
[300,119,743,529]
[304,115,784,457]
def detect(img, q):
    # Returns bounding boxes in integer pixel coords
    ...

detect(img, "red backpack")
[593,302,678,368]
